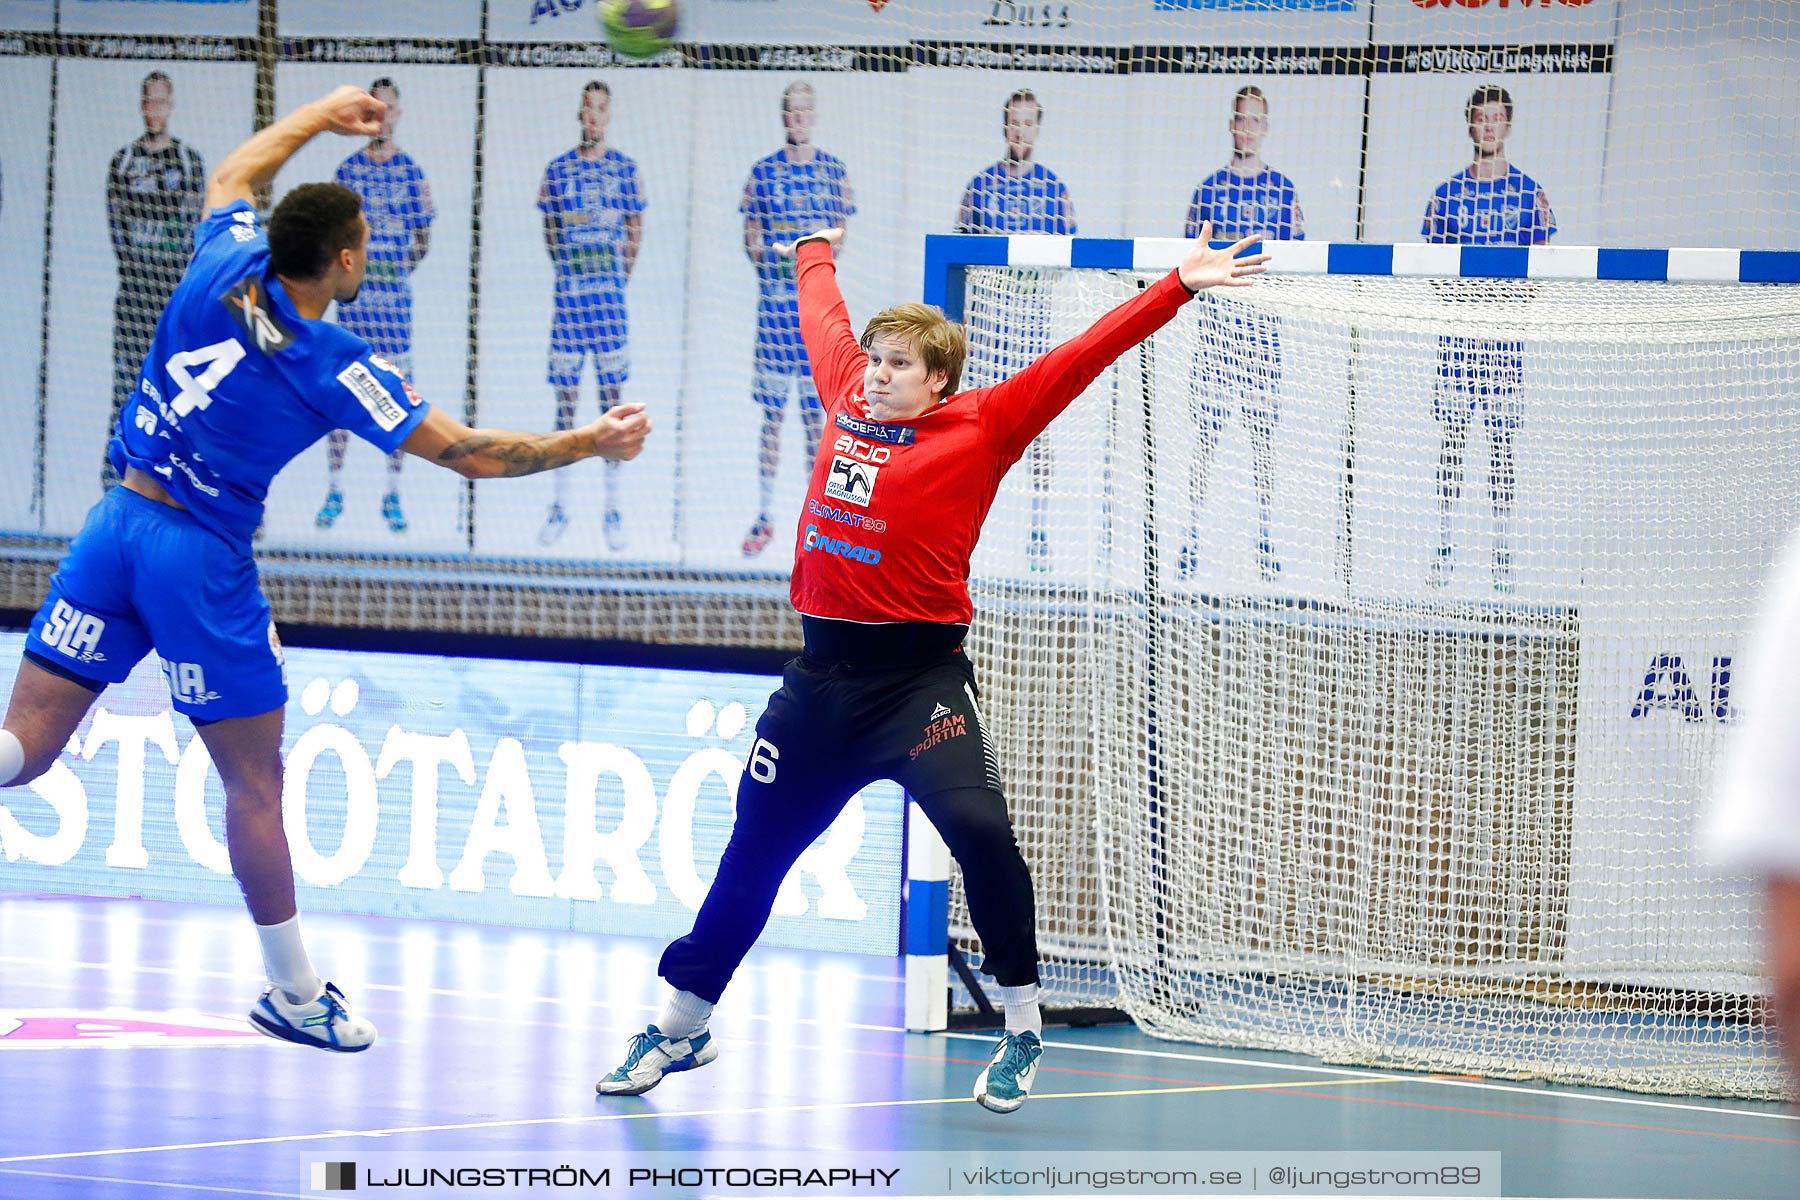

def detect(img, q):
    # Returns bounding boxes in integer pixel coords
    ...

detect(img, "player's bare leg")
[540,385,580,546]
[1432,416,1472,587]
[1249,412,1279,581]
[599,382,626,552]
[0,658,102,788]
[1027,441,1052,572]
[316,429,348,528]
[744,374,789,558]
[1488,423,1516,593]
[202,705,376,1051]
[1180,366,1222,582]
[381,449,406,533]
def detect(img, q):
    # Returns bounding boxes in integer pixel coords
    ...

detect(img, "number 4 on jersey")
[166,339,246,416]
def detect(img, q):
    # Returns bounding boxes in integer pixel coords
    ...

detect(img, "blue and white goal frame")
[921,233,1800,323]
[901,235,1800,1033]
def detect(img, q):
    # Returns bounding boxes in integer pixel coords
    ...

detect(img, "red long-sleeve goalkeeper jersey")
[790,239,1196,626]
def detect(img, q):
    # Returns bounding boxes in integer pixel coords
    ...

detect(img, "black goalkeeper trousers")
[659,647,1041,1004]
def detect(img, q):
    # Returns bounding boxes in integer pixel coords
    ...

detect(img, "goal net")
[949,260,1800,1100]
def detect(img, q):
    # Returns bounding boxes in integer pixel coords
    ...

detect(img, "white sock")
[0,729,23,786]
[658,989,714,1039]
[997,983,1042,1037]
[255,914,324,1005]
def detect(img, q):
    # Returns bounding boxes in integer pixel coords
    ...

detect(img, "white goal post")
[902,234,1800,1102]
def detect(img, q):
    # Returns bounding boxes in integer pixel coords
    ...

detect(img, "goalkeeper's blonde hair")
[860,304,967,398]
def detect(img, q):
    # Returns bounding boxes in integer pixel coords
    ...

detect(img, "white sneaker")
[249,981,376,1053]
[539,502,570,546]
[596,1024,717,1096]
[974,1029,1043,1113]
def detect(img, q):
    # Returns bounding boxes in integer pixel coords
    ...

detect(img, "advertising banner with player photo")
[474,65,693,562]
[40,57,253,538]
[259,64,479,556]
[0,55,51,534]
[678,67,905,572]
[1352,68,1609,607]
[901,64,1129,584]
[1128,72,1362,599]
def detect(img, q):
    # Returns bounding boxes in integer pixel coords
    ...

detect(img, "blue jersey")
[111,200,430,553]
[956,161,1076,235]
[1187,167,1298,393]
[1422,164,1555,246]
[741,148,856,295]
[539,147,644,298]
[333,148,434,349]
[1187,167,1303,241]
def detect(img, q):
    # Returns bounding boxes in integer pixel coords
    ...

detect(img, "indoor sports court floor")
[0,895,1793,1199]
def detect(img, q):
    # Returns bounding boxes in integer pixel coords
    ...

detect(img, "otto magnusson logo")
[312,1161,355,1191]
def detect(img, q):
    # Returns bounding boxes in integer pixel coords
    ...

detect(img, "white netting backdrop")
[954,263,1800,1099]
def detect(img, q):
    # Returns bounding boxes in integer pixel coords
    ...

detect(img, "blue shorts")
[752,372,821,414]
[752,303,810,378]
[1192,309,1280,432]
[548,288,629,389]
[1435,336,1523,431]
[25,488,287,720]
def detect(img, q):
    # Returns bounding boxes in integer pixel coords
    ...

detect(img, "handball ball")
[600,0,681,60]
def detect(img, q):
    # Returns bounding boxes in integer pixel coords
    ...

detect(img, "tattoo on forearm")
[437,432,581,477]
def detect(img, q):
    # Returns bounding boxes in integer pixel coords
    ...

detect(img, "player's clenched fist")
[589,402,652,461]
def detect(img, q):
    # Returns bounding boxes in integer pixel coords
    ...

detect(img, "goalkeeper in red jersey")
[596,223,1267,1113]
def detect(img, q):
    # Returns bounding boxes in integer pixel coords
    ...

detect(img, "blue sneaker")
[382,490,407,534]
[1176,531,1199,582]
[1257,534,1281,582]
[248,982,375,1053]
[315,486,344,529]
[596,1024,717,1096]
[974,1029,1042,1114]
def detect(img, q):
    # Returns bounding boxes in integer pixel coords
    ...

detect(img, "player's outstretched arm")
[205,86,386,213]
[1179,221,1270,292]
[400,403,651,480]
[980,223,1268,465]
[791,228,866,408]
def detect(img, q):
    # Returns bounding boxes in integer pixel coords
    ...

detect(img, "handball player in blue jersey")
[0,86,650,1053]
[1422,85,1554,593]
[538,80,646,549]
[318,78,436,535]
[1180,85,1302,584]
[739,82,857,558]
[955,89,1076,571]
